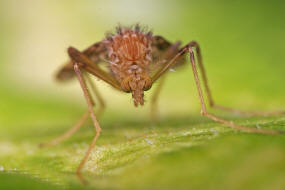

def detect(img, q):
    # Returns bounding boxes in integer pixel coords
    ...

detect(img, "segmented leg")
[151,41,283,134]
[189,42,285,116]
[187,46,282,134]
[68,45,124,177]
[67,46,124,183]
[73,62,101,183]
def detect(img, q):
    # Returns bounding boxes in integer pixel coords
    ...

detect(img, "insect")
[40,24,284,179]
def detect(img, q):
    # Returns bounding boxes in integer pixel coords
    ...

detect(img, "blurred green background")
[1,0,285,190]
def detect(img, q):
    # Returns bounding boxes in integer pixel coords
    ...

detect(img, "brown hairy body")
[41,24,284,183]
[104,27,153,106]
[56,25,182,106]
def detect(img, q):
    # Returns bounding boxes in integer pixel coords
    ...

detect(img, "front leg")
[152,42,284,135]
[187,45,282,134]
[188,42,285,117]
[67,47,106,183]
[72,62,102,184]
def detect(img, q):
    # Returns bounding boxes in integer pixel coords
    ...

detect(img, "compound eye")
[121,77,131,92]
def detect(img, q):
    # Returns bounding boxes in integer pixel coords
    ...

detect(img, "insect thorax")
[104,26,153,106]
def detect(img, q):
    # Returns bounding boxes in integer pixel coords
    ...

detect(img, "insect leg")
[187,45,282,134]
[190,42,285,116]
[67,46,124,177]
[72,62,102,183]
[151,42,283,134]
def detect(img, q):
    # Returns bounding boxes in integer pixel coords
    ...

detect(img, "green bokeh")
[0,0,285,190]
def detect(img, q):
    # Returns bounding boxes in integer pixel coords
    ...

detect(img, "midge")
[41,24,284,177]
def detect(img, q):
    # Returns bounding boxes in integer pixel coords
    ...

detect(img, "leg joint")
[201,110,207,116]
